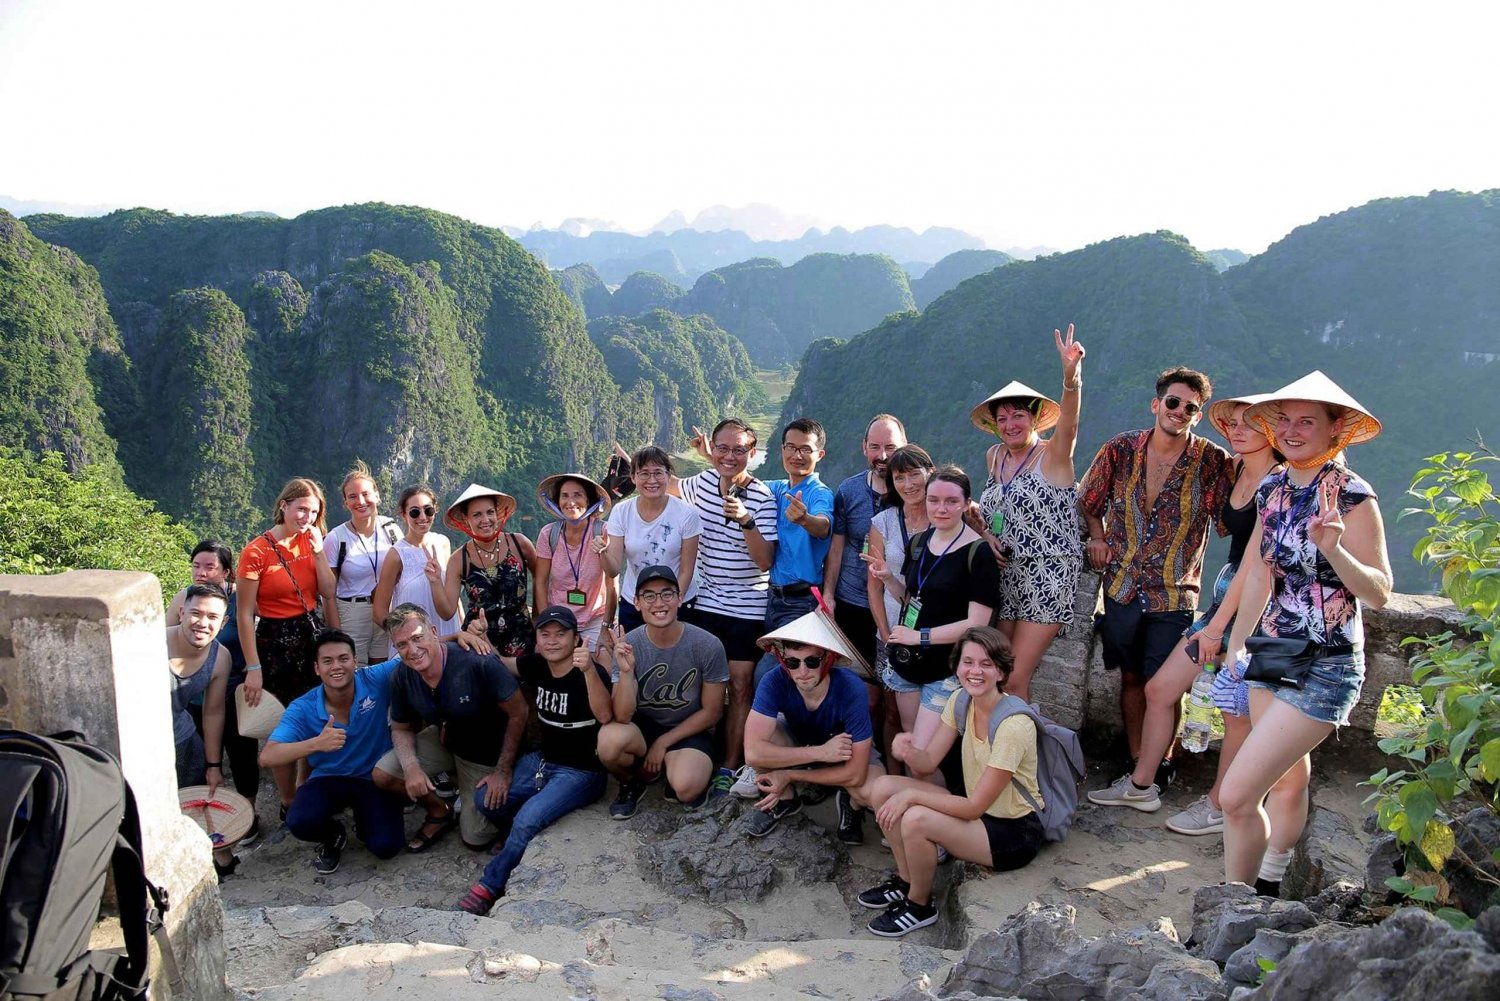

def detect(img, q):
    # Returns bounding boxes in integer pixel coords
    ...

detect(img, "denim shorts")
[1247,649,1365,726]
[879,662,958,714]
[1210,653,1250,718]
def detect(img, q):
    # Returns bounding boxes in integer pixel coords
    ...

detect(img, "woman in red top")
[237,477,340,810]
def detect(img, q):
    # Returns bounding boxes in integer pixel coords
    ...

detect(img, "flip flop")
[406,807,456,853]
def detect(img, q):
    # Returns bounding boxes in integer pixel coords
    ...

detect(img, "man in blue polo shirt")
[262,629,405,874]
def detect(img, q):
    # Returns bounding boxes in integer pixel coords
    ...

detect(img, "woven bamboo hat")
[969,381,1062,436]
[757,609,860,665]
[444,483,518,534]
[1206,392,1277,440]
[234,686,285,740]
[178,786,256,848]
[536,473,613,518]
[1244,371,1382,448]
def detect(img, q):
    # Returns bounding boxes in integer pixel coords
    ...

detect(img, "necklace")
[472,537,505,563]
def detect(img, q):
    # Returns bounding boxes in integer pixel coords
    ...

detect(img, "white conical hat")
[757,609,861,667]
[969,381,1062,435]
[1206,392,1277,440]
[536,472,613,517]
[1244,371,1382,447]
[444,483,518,533]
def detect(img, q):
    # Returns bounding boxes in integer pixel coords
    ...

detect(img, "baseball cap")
[635,564,679,592]
[535,605,580,632]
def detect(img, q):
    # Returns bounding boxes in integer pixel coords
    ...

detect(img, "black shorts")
[1095,595,1193,680]
[635,716,716,761]
[980,811,1044,872]
[834,601,878,669]
[692,608,765,663]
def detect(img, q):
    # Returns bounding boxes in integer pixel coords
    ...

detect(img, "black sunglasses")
[1162,395,1202,417]
[780,653,825,672]
[407,504,437,518]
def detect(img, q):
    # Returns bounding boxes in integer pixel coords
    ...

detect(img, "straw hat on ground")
[757,609,861,666]
[536,472,613,518]
[1244,371,1382,449]
[179,786,256,848]
[444,483,518,534]
[969,381,1062,436]
[1206,392,1277,440]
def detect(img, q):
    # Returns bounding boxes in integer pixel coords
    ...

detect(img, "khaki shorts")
[374,726,498,846]
[337,598,390,663]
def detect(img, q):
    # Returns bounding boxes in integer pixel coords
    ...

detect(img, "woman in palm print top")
[435,483,539,657]
[1221,371,1391,896]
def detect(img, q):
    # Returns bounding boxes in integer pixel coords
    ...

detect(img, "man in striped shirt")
[1079,367,1233,779]
[672,418,779,775]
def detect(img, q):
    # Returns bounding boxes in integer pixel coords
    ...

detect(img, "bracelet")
[1064,378,1081,391]
[739,519,755,531]
[245,663,262,672]
[205,761,222,768]
[1201,631,1222,642]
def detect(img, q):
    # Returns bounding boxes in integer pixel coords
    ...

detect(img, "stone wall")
[0,570,229,1001]
[1030,570,1462,748]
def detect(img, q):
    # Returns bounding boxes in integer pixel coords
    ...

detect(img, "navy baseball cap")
[535,605,580,632]
[635,565,679,592]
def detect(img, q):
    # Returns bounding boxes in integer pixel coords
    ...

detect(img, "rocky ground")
[218,750,1391,999]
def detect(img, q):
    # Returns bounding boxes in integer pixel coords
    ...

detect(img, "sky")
[2,1,1496,254]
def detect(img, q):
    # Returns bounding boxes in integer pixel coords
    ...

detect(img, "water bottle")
[1181,663,1218,754]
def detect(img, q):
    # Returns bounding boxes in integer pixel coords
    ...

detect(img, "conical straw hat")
[536,472,613,517]
[1244,371,1382,447]
[444,483,518,534]
[234,685,285,740]
[179,786,256,848]
[1206,392,1277,440]
[758,609,861,668]
[969,381,1062,436]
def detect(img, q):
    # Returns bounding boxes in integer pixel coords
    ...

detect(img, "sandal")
[406,806,456,853]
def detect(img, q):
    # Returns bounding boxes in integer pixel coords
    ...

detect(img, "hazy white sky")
[2,1,1495,253]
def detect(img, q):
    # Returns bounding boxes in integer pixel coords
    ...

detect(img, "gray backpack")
[951,691,1086,842]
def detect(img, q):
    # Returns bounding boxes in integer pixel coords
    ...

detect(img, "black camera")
[886,642,919,670]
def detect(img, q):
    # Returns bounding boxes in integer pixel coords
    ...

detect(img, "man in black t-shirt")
[455,605,614,914]
[372,604,527,851]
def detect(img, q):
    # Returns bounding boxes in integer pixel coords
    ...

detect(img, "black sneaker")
[867,898,938,938]
[746,796,802,838]
[609,779,646,820]
[857,873,910,910]
[239,815,263,848]
[313,822,347,875]
[1155,758,1178,789]
[835,789,865,845]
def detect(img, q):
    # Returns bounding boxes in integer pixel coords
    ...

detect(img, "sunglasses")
[407,505,436,519]
[780,653,825,672]
[1162,395,1203,417]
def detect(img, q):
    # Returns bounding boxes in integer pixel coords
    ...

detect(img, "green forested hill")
[781,192,1500,590]
[604,271,687,318]
[14,205,745,540]
[910,249,1015,309]
[678,253,915,366]
[555,263,612,320]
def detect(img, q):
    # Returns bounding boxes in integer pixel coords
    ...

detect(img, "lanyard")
[561,518,590,587]
[897,506,911,552]
[911,528,963,598]
[999,441,1041,496]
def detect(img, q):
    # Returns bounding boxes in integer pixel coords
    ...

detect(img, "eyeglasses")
[780,653,825,672]
[713,445,751,457]
[637,589,679,605]
[1162,395,1203,417]
[407,505,436,519]
[635,468,669,480]
[781,444,817,458]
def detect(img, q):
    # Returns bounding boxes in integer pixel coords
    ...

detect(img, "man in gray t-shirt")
[596,565,729,817]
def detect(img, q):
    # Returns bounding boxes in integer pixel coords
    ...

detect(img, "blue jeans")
[752,590,821,687]
[286,775,405,858]
[474,750,607,893]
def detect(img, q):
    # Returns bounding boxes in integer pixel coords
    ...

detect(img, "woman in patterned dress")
[969,325,1085,701]
[434,483,539,657]
[1220,372,1390,894]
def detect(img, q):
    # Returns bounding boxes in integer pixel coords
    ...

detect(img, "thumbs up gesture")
[314,716,347,753]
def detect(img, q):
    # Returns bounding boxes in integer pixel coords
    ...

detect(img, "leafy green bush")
[1364,448,1500,925]
[0,449,195,601]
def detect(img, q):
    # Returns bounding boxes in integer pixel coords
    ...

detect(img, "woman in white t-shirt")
[600,446,702,631]
[324,461,402,663]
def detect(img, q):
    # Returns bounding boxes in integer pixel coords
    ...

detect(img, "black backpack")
[0,731,176,1000]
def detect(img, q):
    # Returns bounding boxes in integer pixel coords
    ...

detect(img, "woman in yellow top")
[858,625,1042,937]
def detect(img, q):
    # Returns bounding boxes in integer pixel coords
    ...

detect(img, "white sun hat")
[1206,392,1277,440]
[969,381,1062,436]
[757,608,867,675]
[1244,371,1382,448]
[444,483,518,534]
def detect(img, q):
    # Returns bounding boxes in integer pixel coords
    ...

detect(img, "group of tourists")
[164,324,1392,938]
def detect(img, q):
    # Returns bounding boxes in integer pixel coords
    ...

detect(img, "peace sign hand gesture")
[1309,476,1345,555]
[1055,323,1084,385]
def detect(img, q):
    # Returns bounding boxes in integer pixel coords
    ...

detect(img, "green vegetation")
[680,253,915,366]
[910,249,1014,309]
[1365,450,1500,926]
[605,270,686,318]
[0,449,195,599]
[554,263,611,320]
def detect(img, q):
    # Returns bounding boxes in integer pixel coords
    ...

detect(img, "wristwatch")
[920,628,931,648]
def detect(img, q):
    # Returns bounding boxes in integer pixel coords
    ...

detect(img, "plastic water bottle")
[1181,664,1218,754]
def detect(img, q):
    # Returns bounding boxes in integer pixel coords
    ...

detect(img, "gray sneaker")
[1086,773,1162,812]
[1166,795,1225,835]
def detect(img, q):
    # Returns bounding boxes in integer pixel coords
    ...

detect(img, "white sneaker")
[729,764,761,799]
[1086,773,1162,812]
[1166,795,1225,835]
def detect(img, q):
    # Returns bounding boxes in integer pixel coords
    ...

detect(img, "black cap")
[535,605,580,632]
[635,564,679,593]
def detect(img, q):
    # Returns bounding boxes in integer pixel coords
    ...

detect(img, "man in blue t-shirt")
[742,611,885,842]
[262,629,406,874]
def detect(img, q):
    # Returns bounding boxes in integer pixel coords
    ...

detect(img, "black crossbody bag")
[262,531,325,631]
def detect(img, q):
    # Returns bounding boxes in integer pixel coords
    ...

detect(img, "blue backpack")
[950,691,1086,842]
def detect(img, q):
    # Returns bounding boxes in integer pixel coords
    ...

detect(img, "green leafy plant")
[1255,955,1277,986]
[1363,448,1500,924]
